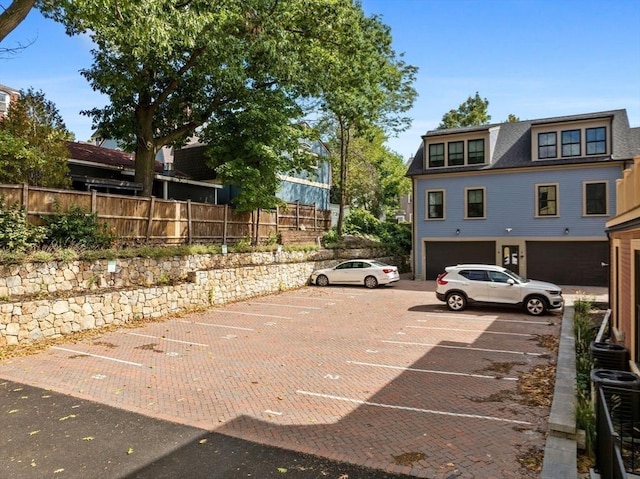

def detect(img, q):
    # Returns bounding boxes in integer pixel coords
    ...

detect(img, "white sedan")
[310,259,400,288]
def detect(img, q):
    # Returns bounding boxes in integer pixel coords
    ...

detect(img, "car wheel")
[446,292,467,311]
[525,295,547,316]
[316,274,329,287]
[364,276,378,289]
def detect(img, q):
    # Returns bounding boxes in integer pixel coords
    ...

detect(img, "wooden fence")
[0,184,331,246]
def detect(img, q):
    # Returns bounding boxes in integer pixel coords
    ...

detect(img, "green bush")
[378,221,411,256]
[42,204,117,250]
[344,208,380,235]
[0,198,46,252]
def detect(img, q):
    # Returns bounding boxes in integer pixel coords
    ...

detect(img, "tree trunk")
[134,106,157,197]
[0,0,36,43]
[336,117,349,236]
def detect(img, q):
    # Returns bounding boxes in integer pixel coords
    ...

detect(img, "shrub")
[344,208,380,235]
[0,198,46,251]
[42,204,117,250]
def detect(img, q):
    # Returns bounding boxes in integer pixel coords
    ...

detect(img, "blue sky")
[2,0,639,161]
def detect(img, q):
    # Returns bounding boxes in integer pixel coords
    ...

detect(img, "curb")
[541,305,577,479]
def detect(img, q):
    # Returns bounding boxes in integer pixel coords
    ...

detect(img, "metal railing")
[595,383,640,478]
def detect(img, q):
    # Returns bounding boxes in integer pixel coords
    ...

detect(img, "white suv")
[435,264,564,316]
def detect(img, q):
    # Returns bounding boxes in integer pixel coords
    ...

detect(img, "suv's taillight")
[436,272,448,285]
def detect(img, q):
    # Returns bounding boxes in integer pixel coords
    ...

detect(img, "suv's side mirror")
[506,278,515,285]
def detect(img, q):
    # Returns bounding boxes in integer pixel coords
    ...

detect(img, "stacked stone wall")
[0,248,396,346]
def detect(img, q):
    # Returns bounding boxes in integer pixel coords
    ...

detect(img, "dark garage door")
[425,241,495,280]
[526,241,608,286]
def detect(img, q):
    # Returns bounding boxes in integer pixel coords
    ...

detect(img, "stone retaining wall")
[0,248,396,346]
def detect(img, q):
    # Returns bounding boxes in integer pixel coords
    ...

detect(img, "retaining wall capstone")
[0,248,398,347]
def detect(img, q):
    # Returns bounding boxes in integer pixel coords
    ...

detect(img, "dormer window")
[538,133,557,159]
[428,143,445,167]
[586,127,606,155]
[467,139,485,164]
[533,120,609,160]
[425,133,487,169]
[561,130,581,157]
[448,141,464,166]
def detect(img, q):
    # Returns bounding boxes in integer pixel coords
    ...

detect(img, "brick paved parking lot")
[0,280,561,478]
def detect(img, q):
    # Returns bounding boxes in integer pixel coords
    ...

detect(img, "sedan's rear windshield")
[370,261,389,267]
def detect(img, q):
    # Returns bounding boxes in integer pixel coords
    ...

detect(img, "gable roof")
[407,109,637,177]
[66,141,164,172]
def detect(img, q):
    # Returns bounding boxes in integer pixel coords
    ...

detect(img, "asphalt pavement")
[2,379,413,479]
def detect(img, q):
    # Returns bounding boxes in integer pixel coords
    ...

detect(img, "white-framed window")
[0,92,9,115]
[426,189,445,220]
[583,180,608,216]
[464,187,486,219]
[535,183,559,217]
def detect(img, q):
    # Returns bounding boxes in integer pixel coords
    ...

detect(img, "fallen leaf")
[127,447,134,455]
[8,409,18,414]
[277,467,287,473]
[199,439,208,444]
[54,469,65,474]
[29,430,40,436]
[59,414,77,421]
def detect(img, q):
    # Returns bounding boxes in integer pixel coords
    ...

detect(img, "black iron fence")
[593,380,640,478]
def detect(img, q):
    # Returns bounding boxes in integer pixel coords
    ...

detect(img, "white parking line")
[213,310,292,319]
[249,302,322,310]
[122,332,209,346]
[416,317,550,325]
[296,390,532,425]
[178,321,254,331]
[324,291,367,296]
[51,347,143,367]
[406,326,532,337]
[287,296,343,302]
[347,361,517,381]
[382,340,544,356]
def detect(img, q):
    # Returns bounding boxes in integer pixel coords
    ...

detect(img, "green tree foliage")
[506,113,520,123]
[326,127,410,218]
[438,92,491,129]
[317,11,417,234]
[0,198,46,251]
[202,89,317,213]
[343,208,411,256]
[43,0,408,201]
[0,88,71,187]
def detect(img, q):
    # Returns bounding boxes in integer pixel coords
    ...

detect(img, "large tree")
[325,126,410,219]
[438,92,491,129]
[0,88,71,187]
[43,0,400,199]
[318,12,417,234]
[0,0,36,43]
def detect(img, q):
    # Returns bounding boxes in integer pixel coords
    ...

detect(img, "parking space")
[0,281,561,478]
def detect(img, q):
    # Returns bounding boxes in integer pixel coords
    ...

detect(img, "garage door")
[425,241,495,280]
[526,241,608,286]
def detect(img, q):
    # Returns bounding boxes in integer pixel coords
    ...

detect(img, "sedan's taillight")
[382,268,395,274]
[436,273,448,285]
